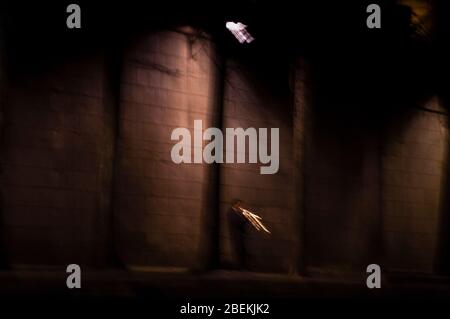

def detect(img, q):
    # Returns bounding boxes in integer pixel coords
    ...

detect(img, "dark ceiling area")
[0,1,448,111]
[1,1,440,50]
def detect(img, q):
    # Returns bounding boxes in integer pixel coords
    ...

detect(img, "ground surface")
[0,269,449,317]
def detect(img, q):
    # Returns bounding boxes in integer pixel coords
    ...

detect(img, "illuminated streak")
[238,207,271,234]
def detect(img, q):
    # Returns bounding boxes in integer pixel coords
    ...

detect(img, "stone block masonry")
[0,26,448,276]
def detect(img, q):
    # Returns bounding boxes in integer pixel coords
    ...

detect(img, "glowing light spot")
[226,21,254,44]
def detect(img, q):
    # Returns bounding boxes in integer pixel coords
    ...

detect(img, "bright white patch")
[226,21,254,43]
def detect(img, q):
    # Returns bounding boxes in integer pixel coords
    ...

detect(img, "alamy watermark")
[170,120,279,174]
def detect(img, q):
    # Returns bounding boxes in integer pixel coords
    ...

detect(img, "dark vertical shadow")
[434,0,450,276]
[0,21,8,269]
[435,97,450,275]
[102,37,126,269]
[291,57,312,275]
[198,37,226,271]
[0,56,6,270]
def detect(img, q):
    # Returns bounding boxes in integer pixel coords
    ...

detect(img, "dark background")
[0,0,449,316]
